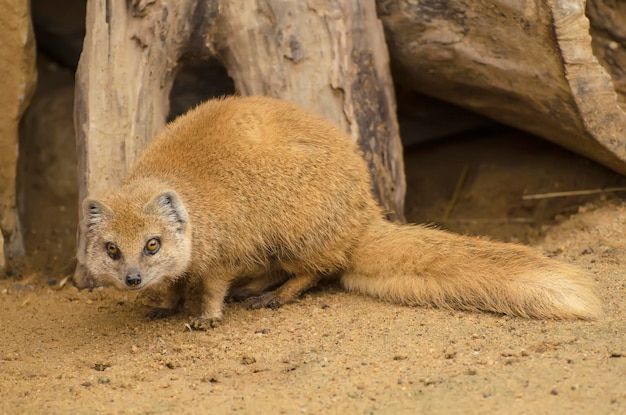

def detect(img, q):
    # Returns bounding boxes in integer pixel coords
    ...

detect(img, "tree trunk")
[377,0,626,174]
[73,0,404,287]
[0,0,37,273]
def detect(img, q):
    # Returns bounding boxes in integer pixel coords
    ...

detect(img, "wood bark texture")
[73,0,404,287]
[377,0,626,174]
[0,0,37,272]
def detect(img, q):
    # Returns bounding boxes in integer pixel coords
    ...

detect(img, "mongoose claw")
[189,317,221,330]
[246,293,282,310]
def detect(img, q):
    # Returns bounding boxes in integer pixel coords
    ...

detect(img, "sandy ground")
[1,59,625,414]
[1,203,625,415]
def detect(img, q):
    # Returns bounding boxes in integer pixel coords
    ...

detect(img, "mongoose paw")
[246,293,282,310]
[146,307,180,320]
[189,317,221,331]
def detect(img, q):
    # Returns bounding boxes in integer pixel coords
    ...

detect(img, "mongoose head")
[81,188,192,290]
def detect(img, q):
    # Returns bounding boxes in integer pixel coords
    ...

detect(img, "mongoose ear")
[143,190,189,228]
[82,198,114,232]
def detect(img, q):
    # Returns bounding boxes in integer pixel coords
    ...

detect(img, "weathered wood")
[74,0,404,287]
[0,231,4,274]
[0,0,37,272]
[587,0,626,108]
[377,0,626,173]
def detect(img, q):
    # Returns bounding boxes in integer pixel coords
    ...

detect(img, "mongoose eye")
[144,238,161,255]
[105,242,121,260]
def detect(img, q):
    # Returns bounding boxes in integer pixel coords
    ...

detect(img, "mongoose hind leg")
[146,277,187,319]
[227,269,291,303]
[247,272,322,310]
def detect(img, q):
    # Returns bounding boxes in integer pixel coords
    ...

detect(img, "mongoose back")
[82,96,602,329]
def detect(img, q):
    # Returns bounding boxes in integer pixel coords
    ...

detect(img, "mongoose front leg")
[247,272,322,310]
[190,276,232,331]
[147,277,187,319]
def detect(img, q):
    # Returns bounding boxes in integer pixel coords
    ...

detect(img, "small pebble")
[94,363,110,371]
[241,356,256,365]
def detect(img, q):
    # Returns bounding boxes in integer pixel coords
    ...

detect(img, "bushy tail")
[341,220,602,319]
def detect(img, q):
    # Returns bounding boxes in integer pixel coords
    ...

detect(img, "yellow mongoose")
[82,96,601,329]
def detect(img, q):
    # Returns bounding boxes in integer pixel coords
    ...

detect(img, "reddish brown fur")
[82,96,601,329]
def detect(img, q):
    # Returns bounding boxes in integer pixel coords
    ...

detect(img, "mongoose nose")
[125,274,142,287]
